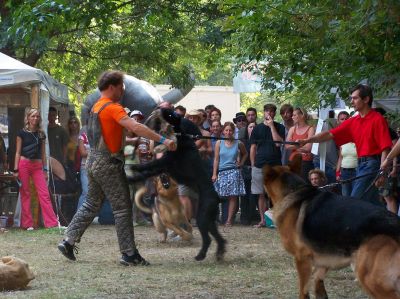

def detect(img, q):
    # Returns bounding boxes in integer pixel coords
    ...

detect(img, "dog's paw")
[194,251,206,261]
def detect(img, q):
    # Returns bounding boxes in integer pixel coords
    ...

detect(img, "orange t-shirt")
[93,98,127,153]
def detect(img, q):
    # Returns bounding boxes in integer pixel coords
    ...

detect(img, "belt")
[358,155,380,164]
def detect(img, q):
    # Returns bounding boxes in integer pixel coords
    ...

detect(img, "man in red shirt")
[299,84,392,203]
[58,71,176,266]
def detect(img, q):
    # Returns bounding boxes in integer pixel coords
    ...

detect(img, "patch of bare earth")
[1,225,367,298]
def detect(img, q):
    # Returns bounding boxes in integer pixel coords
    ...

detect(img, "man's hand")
[380,158,391,171]
[265,116,274,127]
[164,139,177,151]
[297,139,308,147]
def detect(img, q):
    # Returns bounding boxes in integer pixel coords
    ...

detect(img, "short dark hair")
[264,103,277,113]
[209,107,222,118]
[374,107,386,116]
[98,71,124,91]
[205,104,215,111]
[337,111,350,119]
[175,105,186,114]
[246,107,257,114]
[351,84,373,106]
[280,104,293,115]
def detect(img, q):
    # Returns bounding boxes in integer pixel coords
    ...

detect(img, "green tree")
[220,0,400,107]
[1,0,230,109]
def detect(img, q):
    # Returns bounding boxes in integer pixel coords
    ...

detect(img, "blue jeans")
[351,159,381,205]
[341,167,356,197]
[77,167,88,209]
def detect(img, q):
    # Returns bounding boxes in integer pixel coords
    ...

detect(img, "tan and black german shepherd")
[263,155,400,299]
[135,173,193,242]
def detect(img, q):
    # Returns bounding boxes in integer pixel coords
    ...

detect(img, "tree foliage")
[220,0,400,108]
[1,0,231,108]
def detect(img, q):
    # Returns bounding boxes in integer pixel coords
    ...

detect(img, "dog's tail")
[134,186,152,214]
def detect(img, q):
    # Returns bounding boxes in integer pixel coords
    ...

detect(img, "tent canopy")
[0,52,68,105]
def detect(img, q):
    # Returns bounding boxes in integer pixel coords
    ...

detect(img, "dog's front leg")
[314,267,328,299]
[295,257,312,299]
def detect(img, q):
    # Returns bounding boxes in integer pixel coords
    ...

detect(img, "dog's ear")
[161,108,181,127]
[288,154,302,175]
[263,165,277,181]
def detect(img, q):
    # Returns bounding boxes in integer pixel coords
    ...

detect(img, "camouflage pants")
[65,151,136,254]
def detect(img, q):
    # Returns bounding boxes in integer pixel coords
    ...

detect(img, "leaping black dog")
[131,108,226,261]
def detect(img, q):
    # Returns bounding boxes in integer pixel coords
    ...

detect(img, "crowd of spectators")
[4,83,400,231]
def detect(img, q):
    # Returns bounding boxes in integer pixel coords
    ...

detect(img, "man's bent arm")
[119,116,173,148]
[298,131,333,146]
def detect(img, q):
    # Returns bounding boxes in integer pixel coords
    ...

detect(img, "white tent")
[0,52,70,168]
[0,52,68,108]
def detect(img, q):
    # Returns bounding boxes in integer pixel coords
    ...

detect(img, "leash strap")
[174,133,300,146]
[319,170,385,190]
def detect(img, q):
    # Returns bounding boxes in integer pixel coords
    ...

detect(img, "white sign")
[311,119,324,155]
[233,71,262,93]
[0,75,14,85]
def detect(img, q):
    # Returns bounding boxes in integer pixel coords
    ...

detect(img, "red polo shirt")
[330,109,391,157]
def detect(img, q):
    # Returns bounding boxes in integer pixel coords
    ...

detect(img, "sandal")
[225,222,232,228]
[253,222,265,228]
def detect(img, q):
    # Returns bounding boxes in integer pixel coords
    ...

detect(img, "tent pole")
[30,84,39,108]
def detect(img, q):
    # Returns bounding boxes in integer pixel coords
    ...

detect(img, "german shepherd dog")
[263,155,400,299]
[135,173,193,242]
[131,108,226,261]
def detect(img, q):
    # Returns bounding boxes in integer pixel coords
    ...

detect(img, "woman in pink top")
[285,108,315,181]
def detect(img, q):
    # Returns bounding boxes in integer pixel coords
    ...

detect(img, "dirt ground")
[1,224,368,299]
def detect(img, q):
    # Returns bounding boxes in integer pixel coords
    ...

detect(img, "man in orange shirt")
[58,71,176,266]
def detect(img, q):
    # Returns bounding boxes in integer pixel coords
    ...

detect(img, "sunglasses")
[236,118,246,122]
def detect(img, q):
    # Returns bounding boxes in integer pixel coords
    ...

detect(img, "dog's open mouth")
[160,173,171,189]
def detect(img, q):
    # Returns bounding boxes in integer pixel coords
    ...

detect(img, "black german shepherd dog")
[131,108,226,261]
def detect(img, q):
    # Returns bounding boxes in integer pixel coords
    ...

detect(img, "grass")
[1,224,368,299]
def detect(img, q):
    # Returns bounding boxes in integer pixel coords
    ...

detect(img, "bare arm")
[298,131,333,147]
[13,136,22,176]
[285,127,295,150]
[238,141,248,167]
[382,139,400,169]
[78,138,88,158]
[212,141,220,182]
[250,144,256,167]
[266,119,283,144]
[298,126,315,153]
[41,139,46,168]
[119,116,176,151]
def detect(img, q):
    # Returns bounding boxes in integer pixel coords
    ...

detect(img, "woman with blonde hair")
[285,107,316,181]
[13,108,58,230]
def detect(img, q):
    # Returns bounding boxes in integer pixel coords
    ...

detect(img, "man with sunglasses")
[298,84,392,204]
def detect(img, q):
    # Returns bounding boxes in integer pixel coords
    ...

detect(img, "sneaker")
[170,235,182,242]
[58,240,78,261]
[26,227,34,231]
[120,251,150,266]
[167,229,177,238]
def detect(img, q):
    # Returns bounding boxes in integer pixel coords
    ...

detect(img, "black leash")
[174,132,300,146]
[319,170,386,191]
